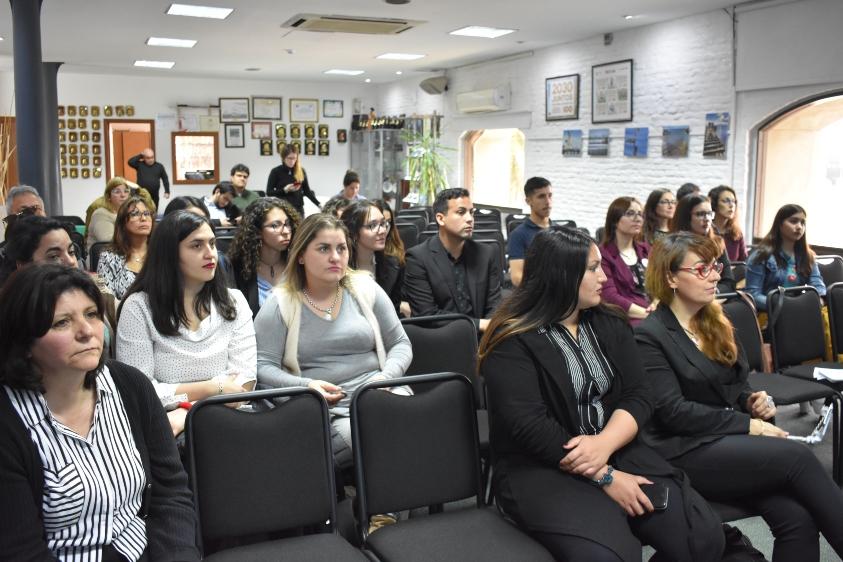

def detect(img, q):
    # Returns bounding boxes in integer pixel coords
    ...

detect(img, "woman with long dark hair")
[708,185,747,262]
[672,194,735,294]
[227,197,301,317]
[745,203,825,311]
[377,201,407,268]
[642,188,676,244]
[97,196,153,300]
[266,145,320,217]
[478,227,723,562]
[0,215,78,286]
[116,211,256,437]
[636,232,843,562]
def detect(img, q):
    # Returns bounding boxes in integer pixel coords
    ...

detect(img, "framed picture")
[251,121,272,140]
[61,168,67,178]
[318,124,329,139]
[304,139,316,156]
[67,106,77,116]
[224,124,245,148]
[79,105,89,117]
[290,124,301,139]
[276,140,286,154]
[82,168,90,179]
[67,118,76,130]
[58,106,65,117]
[323,99,343,118]
[91,120,101,131]
[337,129,347,143]
[77,118,87,129]
[90,106,100,117]
[80,131,89,142]
[70,168,78,179]
[592,59,633,123]
[115,106,125,117]
[81,156,90,166]
[318,140,330,156]
[252,97,282,120]
[92,144,101,155]
[259,139,273,156]
[126,106,135,117]
[291,140,302,153]
[219,97,250,123]
[92,132,101,143]
[289,98,319,122]
[103,105,113,117]
[69,132,78,143]
[93,156,102,166]
[58,119,65,130]
[93,167,102,178]
[59,132,66,142]
[545,74,579,121]
[304,124,316,140]
[275,123,286,139]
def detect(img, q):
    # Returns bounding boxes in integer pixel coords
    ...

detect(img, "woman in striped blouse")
[0,265,198,561]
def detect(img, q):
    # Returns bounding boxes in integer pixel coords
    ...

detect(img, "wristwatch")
[592,465,614,487]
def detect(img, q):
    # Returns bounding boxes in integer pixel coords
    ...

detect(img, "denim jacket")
[745,250,826,311]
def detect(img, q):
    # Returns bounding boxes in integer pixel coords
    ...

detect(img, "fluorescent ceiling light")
[395,71,403,75]
[324,69,365,76]
[449,26,515,39]
[134,60,175,69]
[376,53,426,61]
[146,37,197,48]
[166,3,233,19]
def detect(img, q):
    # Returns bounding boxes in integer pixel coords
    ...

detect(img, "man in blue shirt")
[508,177,553,286]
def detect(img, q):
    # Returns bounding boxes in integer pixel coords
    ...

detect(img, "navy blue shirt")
[507,218,545,260]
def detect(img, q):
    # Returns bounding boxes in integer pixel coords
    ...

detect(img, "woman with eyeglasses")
[228,198,301,317]
[97,196,153,300]
[642,189,676,244]
[744,204,825,313]
[599,197,654,325]
[636,233,843,562]
[340,200,404,314]
[672,194,736,294]
[709,185,748,262]
[86,177,131,250]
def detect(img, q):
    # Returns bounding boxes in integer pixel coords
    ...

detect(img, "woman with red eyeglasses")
[671,194,736,294]
[635,232,843,562]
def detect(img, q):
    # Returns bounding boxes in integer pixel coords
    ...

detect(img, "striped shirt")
[541,319,615,435]
[5,366,147,561]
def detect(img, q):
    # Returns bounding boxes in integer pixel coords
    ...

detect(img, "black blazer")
[403,235,502,330]
[634,305,753,460]
[376,254,404,315]
[265,164,319,216]
[716,248,737,294]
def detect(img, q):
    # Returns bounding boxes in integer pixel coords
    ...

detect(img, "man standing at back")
[128,148,169,210]
[229,163,258,212]
[403,188,502,333]
[507,176,553,286]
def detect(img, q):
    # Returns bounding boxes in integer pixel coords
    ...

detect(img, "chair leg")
[484,462,495,505]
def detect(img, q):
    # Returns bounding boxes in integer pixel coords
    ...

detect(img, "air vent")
[282,14,424,35]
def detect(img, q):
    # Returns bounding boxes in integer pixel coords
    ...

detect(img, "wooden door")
[111,130,151,182]
[0,116,19,197]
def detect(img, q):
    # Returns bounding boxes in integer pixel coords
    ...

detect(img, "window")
[462,128,525,208]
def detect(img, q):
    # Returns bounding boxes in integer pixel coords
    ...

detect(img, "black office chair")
[395,213,426,237]
[215,236,234,255]
[474,208,501,222]
[418,230,438,245]
[552,219,577,228]
[403,205,433,222]
[828,282,843,361]
[816,255,843,286]
[88,241,109,272]
[254,190,266,197]
[351,373,554,561]
[54,214,85,226]
[730,261,746,284]
[395,222,419,249]
[506,218,526,235]
[186,387,367,561]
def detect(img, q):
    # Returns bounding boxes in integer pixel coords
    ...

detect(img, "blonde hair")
[282,213,350,292]
[281,145,305,183]
[104,177,129,199]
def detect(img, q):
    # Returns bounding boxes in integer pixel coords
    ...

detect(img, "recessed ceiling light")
[365,78,372,83]
[0,37,4,41]
[376,53,426,61]
[449,26,516,39]
[134,60,175,69]
[623,14,640,20]
[395,71,403,75]
[324,69,365,76]
[166,3,233,19]
[146,37,197,48]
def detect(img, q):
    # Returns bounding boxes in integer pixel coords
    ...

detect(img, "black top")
[265,164,319,215]
[376,254,404,315]
[127,154,170,195]
[0,361,199,561]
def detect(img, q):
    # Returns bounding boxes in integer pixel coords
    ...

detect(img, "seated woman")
[708,185,748,263]
[0,265,198,561]
[636,232,843,562]
[116,211,256,437]
[85,178,155,235]
[672,194,736,294]
[340,200,404,313]
[478,228,723,562]
[599,197,653,325]
[255,213,412,469]
[642,188,676,244]
[87,177,130,250]
[0,215,79,285]
[97,196,153,300]
[228,198,300,317]
[745,203,825,312]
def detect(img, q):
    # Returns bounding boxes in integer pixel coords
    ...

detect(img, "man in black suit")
[403,188,502,332]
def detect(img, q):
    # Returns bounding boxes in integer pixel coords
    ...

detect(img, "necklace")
[301,285,341,321]
[131,252,146,263]
[259,257,283,278]
[681,326,700,345]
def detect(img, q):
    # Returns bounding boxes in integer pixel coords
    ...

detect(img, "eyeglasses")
[658,199,678,206]
[693,211,715,220]
[264,220,292,232]
[364,220,391,232]
[623,210,644,219]
[2,205,42,226]
[111,189,130,196]
[719,198,737,206]
[677,261,724,279]
[128,210,153,220]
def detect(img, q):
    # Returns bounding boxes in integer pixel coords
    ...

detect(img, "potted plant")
[402,129,453,205]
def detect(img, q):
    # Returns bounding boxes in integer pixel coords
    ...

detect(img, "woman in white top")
[87,177,130,250]
[116,211,256,437]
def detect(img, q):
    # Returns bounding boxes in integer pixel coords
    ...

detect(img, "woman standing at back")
[266,145,320,218]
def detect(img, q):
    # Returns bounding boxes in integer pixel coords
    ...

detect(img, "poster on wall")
[662,126,690,157]
[703,112,730,158]
[591,59,633,123]
[562,130,583,156]
[224,124,245,148]
[546,74,579,121]
[587,129,610,156]
[623,127,649,157]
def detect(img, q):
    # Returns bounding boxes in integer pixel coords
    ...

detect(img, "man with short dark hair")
[203,182,242,226]
[127,148,170,209]
[338,170,365,200]
[403,188,502,332]
[507,177,553,286]
[229,164,258,211]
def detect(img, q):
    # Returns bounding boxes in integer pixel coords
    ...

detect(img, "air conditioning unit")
[281,14,423,35]
[456,86,511,113]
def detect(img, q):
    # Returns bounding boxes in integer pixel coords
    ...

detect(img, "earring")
[672,287,677,296]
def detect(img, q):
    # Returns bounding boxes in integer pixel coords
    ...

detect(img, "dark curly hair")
[227,197,301,281]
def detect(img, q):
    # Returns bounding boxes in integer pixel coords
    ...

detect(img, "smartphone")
[641,483,669,511]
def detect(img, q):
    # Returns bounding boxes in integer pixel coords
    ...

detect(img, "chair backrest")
[767,285,827,369]
[720,292,765,372]
[215,236,234,254]
[401,314,481,405]
[419,229,438,245]
[477,238,507,274]
[186,388,337,549]
[397,209,428,222]
[505,213,527,226]
[88,241,109,272]
[816,255,843,286]
[471,228,505,245]
[552,219,577,228]
[827,281,843,359]
[506,217,526,235]
[395,222,419,249]
[254,190,267,197]
[474,208,501,222]
[352,373,482,523]
[731,261,746,284]
[473,214,501,229]
[404,205,433,222]
[396,213,426,235]
[54,215,85,226]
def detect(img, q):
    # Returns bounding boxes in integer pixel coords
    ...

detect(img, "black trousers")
[674,435,843,562]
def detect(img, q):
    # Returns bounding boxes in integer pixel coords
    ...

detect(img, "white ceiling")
[0,0,738,83]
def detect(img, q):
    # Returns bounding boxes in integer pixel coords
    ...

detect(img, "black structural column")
[42,62,63,213]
